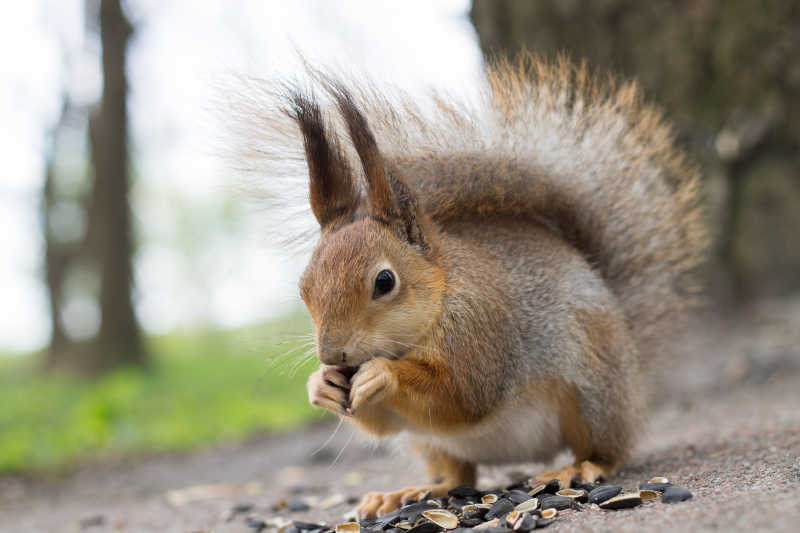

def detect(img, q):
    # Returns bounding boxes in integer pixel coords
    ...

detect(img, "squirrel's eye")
[373,269,395,298]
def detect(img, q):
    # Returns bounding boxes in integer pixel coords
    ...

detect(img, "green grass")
[0,313,322,474]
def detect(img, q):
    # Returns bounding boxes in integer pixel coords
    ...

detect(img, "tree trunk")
[87,0,146,370]
[469,0,800,303]
[43,98,72,367]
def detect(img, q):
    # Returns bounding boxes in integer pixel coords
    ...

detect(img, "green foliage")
[0,314,320,474]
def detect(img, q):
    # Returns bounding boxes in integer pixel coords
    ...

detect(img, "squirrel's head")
[289,87,444,367]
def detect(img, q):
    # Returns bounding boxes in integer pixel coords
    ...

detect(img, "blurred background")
[0,0,798,476]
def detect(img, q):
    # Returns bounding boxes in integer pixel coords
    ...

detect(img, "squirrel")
[228,53,705,518]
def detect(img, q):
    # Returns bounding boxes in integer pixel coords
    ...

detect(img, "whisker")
[329,426,356,469]
[310,417,344,457]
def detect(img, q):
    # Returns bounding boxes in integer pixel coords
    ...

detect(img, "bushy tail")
[222,53,707,352]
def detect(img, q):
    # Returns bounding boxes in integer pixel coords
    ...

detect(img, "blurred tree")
[43,0,146,373]
[470,0,800,302]
[86,0,145,370]
[42,96,74,362]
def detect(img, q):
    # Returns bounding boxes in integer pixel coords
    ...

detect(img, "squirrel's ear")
[287,91,359,229]
[331,87,428,251]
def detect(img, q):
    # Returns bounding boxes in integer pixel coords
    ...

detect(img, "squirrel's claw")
[534,460,613,487]
[307,366,352,417]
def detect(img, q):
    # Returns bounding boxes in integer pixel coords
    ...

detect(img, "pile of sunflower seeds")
[251,476,692,533]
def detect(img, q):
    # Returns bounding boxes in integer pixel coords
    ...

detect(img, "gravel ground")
[1,300,799,533]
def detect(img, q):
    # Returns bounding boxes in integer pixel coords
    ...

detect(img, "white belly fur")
[411,391,565,465]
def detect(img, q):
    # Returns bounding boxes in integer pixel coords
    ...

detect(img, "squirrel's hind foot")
[534,460,614,488]
[357,484,448,519]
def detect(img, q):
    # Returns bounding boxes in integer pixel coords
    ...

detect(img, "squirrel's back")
[227,53,706,354]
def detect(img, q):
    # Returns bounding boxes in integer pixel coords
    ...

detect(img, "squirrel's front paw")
[349,357,398,414]
[307,365,351,417]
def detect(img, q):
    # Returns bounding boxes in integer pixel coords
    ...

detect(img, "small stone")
[288,499,311,512]
[662,485,693,503]
[79,515,105,529]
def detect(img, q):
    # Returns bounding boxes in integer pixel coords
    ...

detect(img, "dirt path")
[2,301,799,533]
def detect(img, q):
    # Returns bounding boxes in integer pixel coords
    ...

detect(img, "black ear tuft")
[286,90,358,228]
[325,82,428,250]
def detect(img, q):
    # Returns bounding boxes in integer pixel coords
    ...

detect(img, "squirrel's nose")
[318,349,347,365]
[317,333,348,365]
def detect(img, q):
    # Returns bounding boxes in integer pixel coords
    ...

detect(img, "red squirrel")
[230,54,705,518]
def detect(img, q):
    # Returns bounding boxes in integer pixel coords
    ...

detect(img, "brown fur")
[226,53,707,517]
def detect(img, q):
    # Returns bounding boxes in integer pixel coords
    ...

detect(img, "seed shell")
[649,476,669,484]
[335,523,361,533]
[512,512,536,532]
[421,510,459,530]
[639,489,660,502]
[481,494,499,505]
[599,493,642,510]
[556,488,587,503]
[513,498,539,513]
[662,485,693,503]
[539,508,557,519]
[474,518,500,529]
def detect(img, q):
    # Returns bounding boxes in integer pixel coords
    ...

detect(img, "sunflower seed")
[448,486,483,499]
[537,495,573,511]
[588,485,623,504]
[406,522,443,533]
[474,518,500,529]
[336,523,361,533]
[649,476,669,484]
[639,482,671,492]
[662,485,693,503]
[507,490,531,505]
[598,493,642,510]
[485,499,515,520]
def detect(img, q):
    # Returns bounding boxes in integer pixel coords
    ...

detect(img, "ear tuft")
[286,90,359,228]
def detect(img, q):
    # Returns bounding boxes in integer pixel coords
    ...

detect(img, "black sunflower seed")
[536,516,555,528]
[406,522,443,533]
[507,491,531,505]
[485,499,515,520]
[460,518,482,527]
[599,493,642,510]
[512,512,536,532]
[449,486,483,499]
[537,495,573,511]
[661,485,693,503]
[639,482,671,492]
[588,485,623,504]
[292,522,327,531]
[543,480,560,494]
